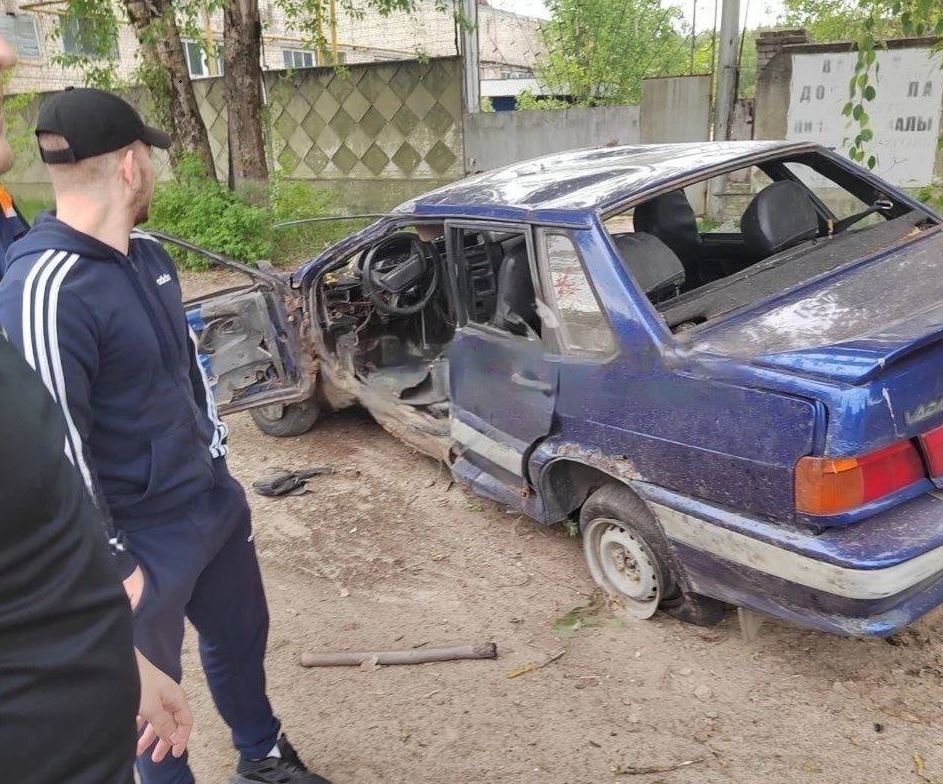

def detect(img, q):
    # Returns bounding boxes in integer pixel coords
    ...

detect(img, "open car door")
[154,232,316,416]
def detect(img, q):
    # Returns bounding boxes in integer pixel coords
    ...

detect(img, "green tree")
[538,0,692,105]
[779,0,905,42]
[53,0,216,178]
[514,89,570,111]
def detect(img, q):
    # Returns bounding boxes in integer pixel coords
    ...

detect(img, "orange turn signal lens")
[795,440,925,516]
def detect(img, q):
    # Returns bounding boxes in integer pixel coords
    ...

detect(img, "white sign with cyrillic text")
[786,48,943,186]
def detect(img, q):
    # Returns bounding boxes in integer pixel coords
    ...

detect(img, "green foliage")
[51,0,122,89]
[918,184,943,211]
[780,0,905,42]
[147,156,272,269]
[561,517,580,537]
[14,197,54,223]
[551,590,625,637]
[269,177,368,265]
[514,89,570,111]
[538,0,699,106]
[845,0,943,169]
[738,29,759,98]
[276,0,449,62]
[3,90,39,164]
[132,60,175,148]
[146,154,356,270]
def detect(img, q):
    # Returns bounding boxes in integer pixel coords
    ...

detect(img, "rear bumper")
[634,483,943,636]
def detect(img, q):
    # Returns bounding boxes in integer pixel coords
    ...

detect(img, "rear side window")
[539,232,615,355]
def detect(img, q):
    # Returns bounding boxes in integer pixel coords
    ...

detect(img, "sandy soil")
[179,271,943,784]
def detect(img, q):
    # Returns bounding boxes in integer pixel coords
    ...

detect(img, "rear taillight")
[919,424,943,477]
[795,440,925,516]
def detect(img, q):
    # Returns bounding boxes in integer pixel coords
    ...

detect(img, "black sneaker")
[231,734,333,784]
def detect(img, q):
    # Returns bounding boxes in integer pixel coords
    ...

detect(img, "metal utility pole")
[461,0,480,113]
[709,0,740,217]
[713,0,740,142]
[689,0,697,74]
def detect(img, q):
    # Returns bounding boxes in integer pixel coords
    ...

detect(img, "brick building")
[2,0,544,94]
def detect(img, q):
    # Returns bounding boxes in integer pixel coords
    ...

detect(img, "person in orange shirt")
[0,183,27,254]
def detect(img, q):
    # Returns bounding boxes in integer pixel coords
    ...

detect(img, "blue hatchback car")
[178,140,943,637]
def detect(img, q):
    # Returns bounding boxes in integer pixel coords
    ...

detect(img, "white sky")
[490,0,788,34]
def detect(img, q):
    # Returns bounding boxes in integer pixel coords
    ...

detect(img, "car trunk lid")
[685,226,943,387]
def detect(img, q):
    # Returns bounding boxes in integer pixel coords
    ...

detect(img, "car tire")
[250,398,320,438]
[580,483,725,627]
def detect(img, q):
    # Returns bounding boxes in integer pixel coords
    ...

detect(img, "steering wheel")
[361,232,440,316]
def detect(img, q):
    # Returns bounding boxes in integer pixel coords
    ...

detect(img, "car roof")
[397,140,818,222]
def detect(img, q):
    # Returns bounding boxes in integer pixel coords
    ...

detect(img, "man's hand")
[135,649,193,763]
[123,565,145,611]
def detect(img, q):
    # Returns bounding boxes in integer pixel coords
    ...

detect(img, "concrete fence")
[3,63,719,212]
[464,105,641,173]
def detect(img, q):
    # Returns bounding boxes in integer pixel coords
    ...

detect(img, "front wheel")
[250,398,320,438]
[580,484,725,626]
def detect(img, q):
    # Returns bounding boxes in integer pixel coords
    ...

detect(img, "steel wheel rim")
[583,517,660,619]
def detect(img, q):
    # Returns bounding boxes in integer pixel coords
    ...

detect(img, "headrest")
[633,190,702,260]
[613,232,685,300]
[741,181,819,257]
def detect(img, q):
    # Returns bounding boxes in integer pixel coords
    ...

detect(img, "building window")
[60,16,118,59]
[0,14,40,59]
[283,49,315,69]
[182,40,223,78]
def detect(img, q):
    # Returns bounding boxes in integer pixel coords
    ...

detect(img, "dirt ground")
[181,272,943,784]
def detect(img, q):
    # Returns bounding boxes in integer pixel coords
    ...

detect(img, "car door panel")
[449,327,557,481]
[151,231,313,415]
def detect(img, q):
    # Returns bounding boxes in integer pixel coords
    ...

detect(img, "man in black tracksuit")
[0,88,331,784]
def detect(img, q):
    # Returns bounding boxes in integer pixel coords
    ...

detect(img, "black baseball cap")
[35,86,172,164]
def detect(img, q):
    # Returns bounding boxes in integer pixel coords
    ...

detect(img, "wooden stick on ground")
[300,642,498,668]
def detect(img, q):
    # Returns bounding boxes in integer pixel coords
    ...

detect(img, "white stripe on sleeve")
[45,254,94,495]
[188,326,229,458]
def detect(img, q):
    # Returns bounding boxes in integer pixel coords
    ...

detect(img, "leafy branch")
[844,0,943,170]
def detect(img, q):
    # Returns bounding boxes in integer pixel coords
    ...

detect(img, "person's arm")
[11,278,137,579]
[135,649,193,762]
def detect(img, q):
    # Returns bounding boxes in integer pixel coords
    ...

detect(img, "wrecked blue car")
[177,140,943,637]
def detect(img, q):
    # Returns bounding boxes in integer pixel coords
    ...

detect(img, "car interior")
[607,153,934,332]
[312,152,937,412]
[315,225,540,421]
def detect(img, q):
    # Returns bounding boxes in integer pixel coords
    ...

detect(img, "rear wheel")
[250,398,320,438]
[580,483,725,626]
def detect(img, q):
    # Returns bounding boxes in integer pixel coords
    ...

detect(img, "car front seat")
[632,190,704,284]
[612,232,686,305]
[491,237,539,336]
[741,180,819,258]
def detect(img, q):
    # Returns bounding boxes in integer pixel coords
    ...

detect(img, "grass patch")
[145,154,372,270]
